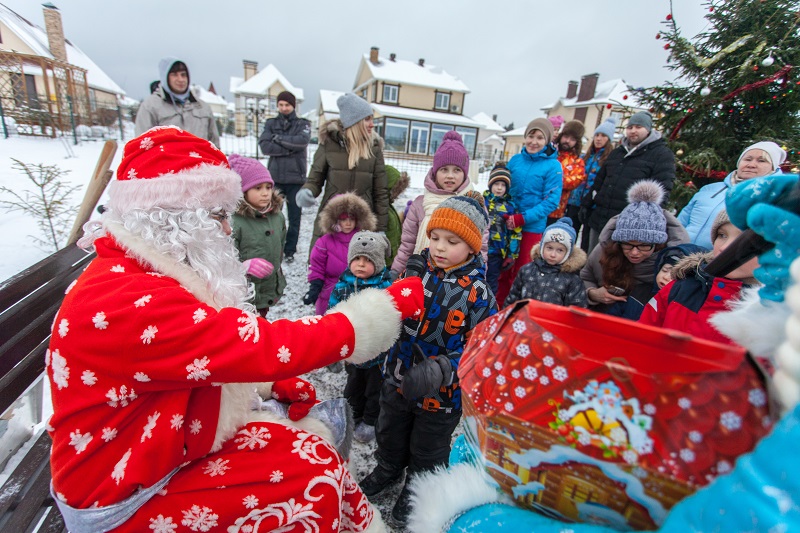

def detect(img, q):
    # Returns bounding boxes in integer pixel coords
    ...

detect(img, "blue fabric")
[483,190,522,259]
[677,172,734,249]
[507,145,563,234]
[726,174,800,302]
[569,147,605,207]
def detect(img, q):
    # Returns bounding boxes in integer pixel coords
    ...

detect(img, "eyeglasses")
[209,209,229,223]
[617,242,656,252]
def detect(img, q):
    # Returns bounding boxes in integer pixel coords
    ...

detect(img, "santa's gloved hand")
[243,258,274,279]
[302,279,323,305]
[726,174,800,301]
[295,188,316,209]
[401,347,454,399]
[384,276,424,320]
[270,377,317,421]
[505,213,524,230]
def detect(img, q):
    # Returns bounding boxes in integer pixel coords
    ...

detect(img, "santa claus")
[46,126,422,532]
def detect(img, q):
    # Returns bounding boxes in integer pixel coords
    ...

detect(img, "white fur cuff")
[328,288,401,365]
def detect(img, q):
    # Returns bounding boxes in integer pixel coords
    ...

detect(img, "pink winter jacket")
[391,169,489,273]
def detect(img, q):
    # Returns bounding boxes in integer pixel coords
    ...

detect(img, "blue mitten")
[726,174,800,302]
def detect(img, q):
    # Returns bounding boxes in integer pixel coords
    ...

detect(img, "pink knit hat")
[228,154,274,192]
[433,131,469,176]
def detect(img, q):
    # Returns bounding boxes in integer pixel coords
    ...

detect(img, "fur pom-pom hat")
[348,231,390,272]
[611,180,668,244]
[109,126,241,215]
[560,120,585,141]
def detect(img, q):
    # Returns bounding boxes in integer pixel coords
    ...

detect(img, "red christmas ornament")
[753,65,759,71]
[664,43,671,50]
[656,33,661,39]
[666,13,673,20]
[686,181,695,188]
[606,103,613,109]
[623,95,629,100]
[709,7,714,11]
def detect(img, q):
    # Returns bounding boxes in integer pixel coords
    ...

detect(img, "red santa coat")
[47,236,383,532]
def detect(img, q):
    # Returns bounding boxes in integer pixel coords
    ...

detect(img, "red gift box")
[459,300,773,530]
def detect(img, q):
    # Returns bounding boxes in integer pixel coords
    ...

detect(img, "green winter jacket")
[303,119,388,250]
[232,190,287,309]
[385,165,410,264]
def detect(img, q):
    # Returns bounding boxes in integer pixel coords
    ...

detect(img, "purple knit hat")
[228,154,273,192]
[433,131,469,176]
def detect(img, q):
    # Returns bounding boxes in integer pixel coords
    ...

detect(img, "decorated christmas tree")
[633,0,800,210]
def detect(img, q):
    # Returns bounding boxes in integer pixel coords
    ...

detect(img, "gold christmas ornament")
[676,149,685,156]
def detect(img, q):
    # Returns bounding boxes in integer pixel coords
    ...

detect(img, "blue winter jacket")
[678,170,781,249]
[507,145,563,234]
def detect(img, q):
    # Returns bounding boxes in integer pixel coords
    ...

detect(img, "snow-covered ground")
[0,134,492,531]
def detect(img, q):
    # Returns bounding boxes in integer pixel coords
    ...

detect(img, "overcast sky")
[5,0,711,128]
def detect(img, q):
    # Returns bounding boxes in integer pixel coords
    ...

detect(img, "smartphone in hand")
[606,285,626,296]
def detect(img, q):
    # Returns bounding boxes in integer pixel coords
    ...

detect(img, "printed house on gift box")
[459,300,773,530]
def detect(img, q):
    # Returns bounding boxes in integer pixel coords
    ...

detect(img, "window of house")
[373,117,384,139]
[361,88,367,99]
[435,92,450,111]
[89,89,97,111]
[456,126,478,158]
[384,118,408,152]
[383,84,398,104]
[429,124,453,155]
[409,121,430,154]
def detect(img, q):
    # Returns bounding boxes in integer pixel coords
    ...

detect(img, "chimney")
[243,60,258,81]
[418,58,425,67]
[577,73,599,102]
[208,82,217,95]
[492,114,497,122]
[369,47,379,65]
[389,53,396,62]
[566,80,578,99]
[42,3,67,63]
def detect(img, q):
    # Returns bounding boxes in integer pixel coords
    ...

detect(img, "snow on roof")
[226,102,236,112]
[231,64,304,101]
[230,76,243,93]
[372,103,482,129]
[500,126,526,138]
[471,112,504,132]
[118,95,139,108]
[0,4,125,96]
[194,85,227,106]
[541,79,642,111]
[319,90,346,113]
[479,133,505,144]
[357,54,470,93]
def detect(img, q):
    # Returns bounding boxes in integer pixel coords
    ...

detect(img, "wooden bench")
[0,244,96,532]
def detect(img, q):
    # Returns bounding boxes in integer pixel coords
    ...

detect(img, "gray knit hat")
[348,230,390,272]
[627,111,653,133]
[710,209,731,243]
[611,180,668,244]
[337,93,373,129]
[594,117,617,139]
[427,195,489,254]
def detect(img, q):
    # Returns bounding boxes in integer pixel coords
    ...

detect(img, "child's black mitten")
[400,346,454,399]
[302,279,323,305]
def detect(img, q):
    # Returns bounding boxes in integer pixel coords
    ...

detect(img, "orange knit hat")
[427,195,488,254]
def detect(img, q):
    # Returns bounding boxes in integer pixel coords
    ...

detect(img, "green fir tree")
[633,0,800,211]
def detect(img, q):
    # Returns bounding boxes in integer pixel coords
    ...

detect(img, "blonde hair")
[345,119,374,169]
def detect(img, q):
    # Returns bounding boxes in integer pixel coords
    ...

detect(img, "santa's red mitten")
[385,276,424,320]
[270,377,317,421]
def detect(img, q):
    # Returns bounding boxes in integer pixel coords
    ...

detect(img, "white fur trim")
[107,163,242,214]
[328,288,401,365]
[362,510,387,533]
[710,286,789,359]
[213,383,258,452]
[407,463,501,533]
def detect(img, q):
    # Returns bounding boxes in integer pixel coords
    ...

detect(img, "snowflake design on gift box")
[482,367,491,377]
[523,366,538,381]
[496,375,506,385]
[515,386,526,398]
[748,388,767,407]
[542,331,554,342]
[181,504,218,532]
[720,411,742,431]
[542,356,554,367]
[644,403,656,415]
[680,448,696,463]
[539,376,550,385]
[504,402,514,412]
[512,320,526,334]
[678,397,691,409]
[493,361,503,370]
[148,514,176,533]
[192,308,207,324]
[688,431,703,443]
[552,366,568,382]
[716,460,732,474]
[516,343,531,357]
[93,312,108,330]
[511,369,520,379]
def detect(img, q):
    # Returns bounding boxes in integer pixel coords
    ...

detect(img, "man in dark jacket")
[581,111,675,253]
[258,91,311,262]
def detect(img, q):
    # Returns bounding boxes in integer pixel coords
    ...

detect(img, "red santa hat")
[107,126,242,215]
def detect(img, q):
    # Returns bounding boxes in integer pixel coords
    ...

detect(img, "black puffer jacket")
[585,130,676,233]
[505,247,588,308]
[258,111,311,185]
